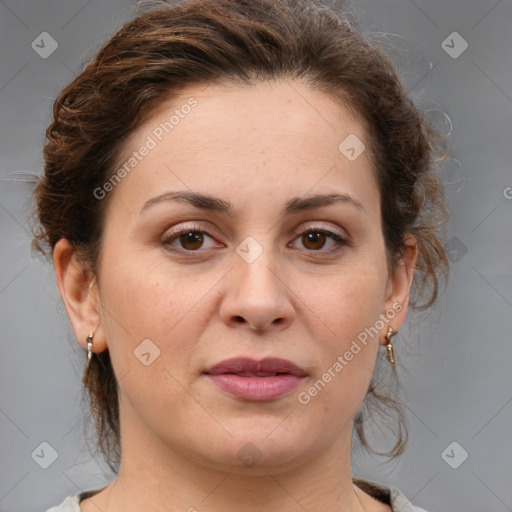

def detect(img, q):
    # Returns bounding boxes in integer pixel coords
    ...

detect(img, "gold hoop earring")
[85,333,94,369]
[385,326,397,366]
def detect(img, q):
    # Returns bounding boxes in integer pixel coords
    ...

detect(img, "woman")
[34,0,449,510]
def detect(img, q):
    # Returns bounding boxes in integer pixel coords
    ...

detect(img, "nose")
[219,250,295,332]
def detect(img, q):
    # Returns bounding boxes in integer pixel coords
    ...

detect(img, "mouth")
[203,357,308,401]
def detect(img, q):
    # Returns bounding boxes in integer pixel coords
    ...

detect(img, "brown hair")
[32,0,449,472]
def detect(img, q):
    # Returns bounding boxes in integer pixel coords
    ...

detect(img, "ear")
[379,234,418,345]
[53,238,108,354]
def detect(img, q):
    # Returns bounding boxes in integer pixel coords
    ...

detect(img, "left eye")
[289,228,347,251]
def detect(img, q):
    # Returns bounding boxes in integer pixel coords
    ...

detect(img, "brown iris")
[179,231,204,250]
[302,232,327,250]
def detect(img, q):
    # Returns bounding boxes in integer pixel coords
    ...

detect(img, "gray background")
[0,1,511,511]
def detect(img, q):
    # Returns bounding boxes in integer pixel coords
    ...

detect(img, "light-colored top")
[46,477,431,511]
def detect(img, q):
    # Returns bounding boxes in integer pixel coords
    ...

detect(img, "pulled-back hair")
[32,0,449,472]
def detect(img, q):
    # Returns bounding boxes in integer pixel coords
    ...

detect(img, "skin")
[54,79,417,512]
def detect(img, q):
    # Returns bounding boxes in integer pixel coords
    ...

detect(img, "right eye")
[161,224,222,252]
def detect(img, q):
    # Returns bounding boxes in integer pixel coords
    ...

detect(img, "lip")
[204,357,308,401]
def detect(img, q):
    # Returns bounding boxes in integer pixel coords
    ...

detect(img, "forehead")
[108,79,378,218]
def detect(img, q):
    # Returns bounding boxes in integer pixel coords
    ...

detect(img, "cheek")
[307,263,388,339]
[95,257,206,424]
[98,245,203,332]
[96,250,207,377]
[298,262,387,405]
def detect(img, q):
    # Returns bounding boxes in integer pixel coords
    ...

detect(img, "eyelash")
[161,223,349,254]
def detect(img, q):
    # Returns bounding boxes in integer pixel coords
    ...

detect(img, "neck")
[88,405,366,512]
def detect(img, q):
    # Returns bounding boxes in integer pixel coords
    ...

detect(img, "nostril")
[234,316,245,323]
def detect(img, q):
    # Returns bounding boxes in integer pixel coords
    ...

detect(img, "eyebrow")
[140,190,367,216]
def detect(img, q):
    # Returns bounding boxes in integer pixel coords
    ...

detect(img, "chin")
[194,428,320,475]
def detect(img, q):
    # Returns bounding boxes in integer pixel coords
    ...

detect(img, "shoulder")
[46,487,104,512]
[45,495,81,512]
[389,486,432,512]
[48,481,433,512]
[353,477,434,512]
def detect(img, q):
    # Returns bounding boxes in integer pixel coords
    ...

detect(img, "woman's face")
[65,80,415,472]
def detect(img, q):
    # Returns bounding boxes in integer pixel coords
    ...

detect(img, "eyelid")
[291,222,349,242]
[161,222,223,245]
[163,222,217,238]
